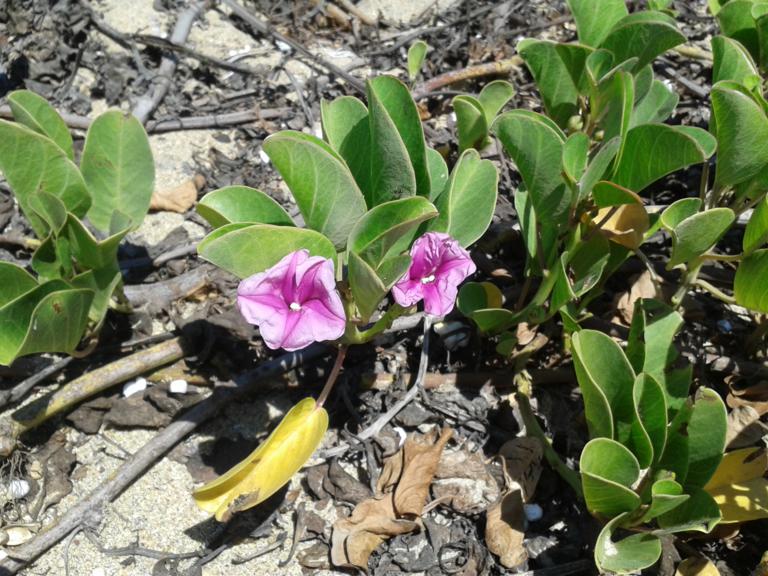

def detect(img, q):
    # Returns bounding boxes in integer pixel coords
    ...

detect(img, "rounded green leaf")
[685,388,728,491]
[656,488,721,533]
[0,120,90,235]
[320,96,372,199]
[641,479,689,522]
[566,0,628,47]
[197,186,294,229]
[453,95,488,152]
[571,330,637,442]
[477,80,515,123]
[613,124,716,193]
[81,110,154,233]
[581,438,642,517]
[599,11,686,71]
[457,282,504,316]
[562,132,589,183]
[668,208,735,267]
[595,513,662,574]
[743,195,768,254]
[430,149,498,247]
[712,35,760,85]
[348,196,438,266]
[407,40,429,80]
[0,281,93,366]
[367,76,430,199]
[29,192,68,235]
[629,373,667,468]
[0,262,37,307]
[198,224,336,279]
[66,214,131,270]
[579,137,622,200]
[735,249,768,312]
[263,131,367,250]
[712,82,768,187]
[348,251,410,321]
[631,79,679,127]
[660,198,701,230]
[8,90,74,160]
[426,148,449,201]
[717,0,760,60]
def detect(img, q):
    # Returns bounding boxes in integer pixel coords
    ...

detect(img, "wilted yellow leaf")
[704,447,768,524]
[675,557,720,576]
[595,202,650,250]
[193,397,328,522]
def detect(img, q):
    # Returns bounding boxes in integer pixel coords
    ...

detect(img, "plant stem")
[515,379,583,500]
[315,345,348,408]
[671,259,703,309]
[693,279,737,304]
[700,252,742,262]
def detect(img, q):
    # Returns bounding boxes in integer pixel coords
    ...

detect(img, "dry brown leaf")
[595,201,650,250]
[727,379,768,417]
[614,270,663,325]
[675,557,720,576]
[150,174,205,213]
[725,405,768,449]
[377,427,452,517]
[433,447,500,514]
[330,495,418,570]
[515,322,538,347]
[485,489,527,568]
[331,428,452,571]
[498,436,543,502]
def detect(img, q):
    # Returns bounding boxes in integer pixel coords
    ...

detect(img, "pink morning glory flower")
[392,232,476,317]
[237,250,346,351]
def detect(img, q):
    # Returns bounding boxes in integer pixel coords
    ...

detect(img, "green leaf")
[660,198,702,230]
[571,330,637,442]
[348,197,438,267]
[367,76,430,199]
[633,65,655,104]
[0,120,90,236]
[457,282,504,316]
[641,479,689,522]
[566,0,628,47]
[517,39,583,126]
[7,90,73,160]
[198,224,337,279]
[579,137,622,200]
[594,70,634,143]
[263,131,367,249]
[348,251,408,321]
[744,195,768,253]
[31,235,67,280]
[453,96,488,152]
[735,248,768,311]
[631,80,679,126]
[426,148,449,200]
[430,149,498,247]
[493,110,569,224]
[595,513,662,574]
[629,373,667,468]
[478,80,515,123]
[29,192,68,236]
[71,265,122,325]
[600,11,686,71]
[65,214,130,270]
[717,0,760,60]
[0,280,93,366]
[668,208,735,267]
[712,82,768,187]
[196,186,294,229]
[656,488,721,533]
[580,438,642,517]
[712,35,760,84]
[685,387,727,490]
[613,124,716,193]
[0,262,37,307]
[407,40,429,80]
[320,96,372,200]
[552,235,610,310]
[81,110,154,233]
[562,132,589,184]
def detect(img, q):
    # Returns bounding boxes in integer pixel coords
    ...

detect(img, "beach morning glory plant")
[193,75,498,520]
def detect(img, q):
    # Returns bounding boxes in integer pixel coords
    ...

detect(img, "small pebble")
[524,503,544,522]
[258,148,270,164]
[275,40,292,53]
[393,426,407,448]
[122,377,147,397]
[717,319,733,333]
[169,379,188,394]
[6,479,29,499]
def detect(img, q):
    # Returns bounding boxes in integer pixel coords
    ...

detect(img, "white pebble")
[6,479,29,499]
[524,503,544,522]
[258,148,270,164]
[122,377,147,397]
[275,40,292,53]
[169,379,188,394]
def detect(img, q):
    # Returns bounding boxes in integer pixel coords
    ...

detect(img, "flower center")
[289,301,302,312]
[421,274,436,284]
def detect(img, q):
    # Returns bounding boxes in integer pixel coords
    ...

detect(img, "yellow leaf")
[193,397,328,522]
[704,447,768,524]
[595,203,650,250]
[675,557,720,576]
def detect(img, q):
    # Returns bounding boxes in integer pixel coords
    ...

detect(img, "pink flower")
[392,232,476,317]
[237,250,346,351]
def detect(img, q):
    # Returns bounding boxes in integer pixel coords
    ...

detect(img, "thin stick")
[0,338,188,456]
[0,356,73,410]
[316,345,348,408]
[0,345,327,575]
[220,0,366,94]
[413,57,522,98]
[320,317,432,459]
[132,1,208,124]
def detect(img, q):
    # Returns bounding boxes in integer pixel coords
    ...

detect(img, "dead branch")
[413,57,523,98]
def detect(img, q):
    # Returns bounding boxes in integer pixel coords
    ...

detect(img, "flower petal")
[392,277,424,308]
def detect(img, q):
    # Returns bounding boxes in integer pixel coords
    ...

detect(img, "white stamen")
[289,302,302,311]
[421,274,436,284]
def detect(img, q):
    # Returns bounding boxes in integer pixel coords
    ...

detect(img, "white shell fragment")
[6,479,29,500]
[3,526,34,546]
[169,379,189,394]
[122,377,148,397]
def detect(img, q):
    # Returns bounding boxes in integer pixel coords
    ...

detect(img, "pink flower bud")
[392,232,476,317]
[237,250,346,351]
